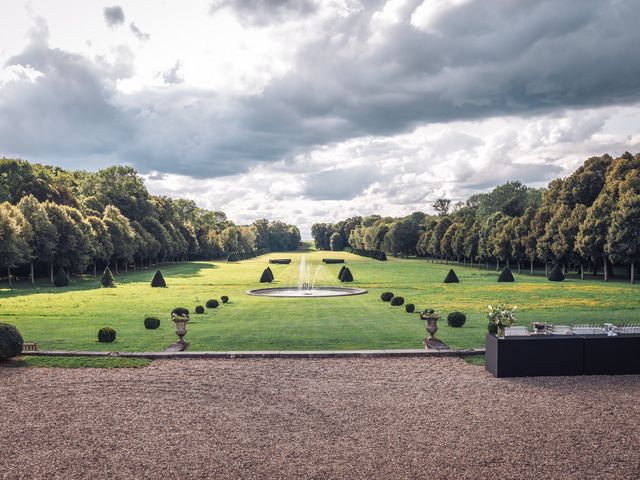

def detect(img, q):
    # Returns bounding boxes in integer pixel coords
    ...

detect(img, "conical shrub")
[266,267,274,281]
[151,270,167,288]
[548,264,565,282]
[443,269,459,283]
[101,267,115,288]
[260,269,273,283]
[497,267,515,282]
[340,267,353,282]
[338,265,347,280]
[53,268,69,287]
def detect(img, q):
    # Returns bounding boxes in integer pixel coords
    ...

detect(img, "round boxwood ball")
[380,292,394,302]
[206,299,219,309]
[171,307,190,317]
[98,327,116,343]
[221,296,229,304]
[405,303,415,313]
[144,317,160,330]
[447,311,466,328]
[390,296,405,306]
[195,305,205,314]
[0,323,24,359]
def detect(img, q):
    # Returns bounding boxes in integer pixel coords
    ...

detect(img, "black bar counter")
[485,333,640,377]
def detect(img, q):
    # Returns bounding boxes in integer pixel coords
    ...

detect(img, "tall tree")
[0,203,32,287]
[17,195,57,284]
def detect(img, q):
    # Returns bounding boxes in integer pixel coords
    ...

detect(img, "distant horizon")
[2,1,640,240]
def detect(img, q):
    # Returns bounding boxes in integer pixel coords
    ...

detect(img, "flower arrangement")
[487,304,518,337]
[420,309,440,320]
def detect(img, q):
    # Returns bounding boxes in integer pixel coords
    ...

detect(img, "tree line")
[0,158,300,285]
[312,152,640,283]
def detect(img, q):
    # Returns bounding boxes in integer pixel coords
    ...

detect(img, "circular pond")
[247,287,368,298]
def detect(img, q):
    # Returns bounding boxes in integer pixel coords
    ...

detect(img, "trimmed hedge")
[151,270,167,288]
[206,299,219,308]
[381,292,394,302]
[405,303,415,313]
[390,296,404,306]
[323,259,345,264]
[98,327,116,343]
[101,267,115,288]
[227,249,269,262]
[447,311,466,327]
[443,269,459,283]
[53,268,69,287]
[195,305,205,314]
[269,259,291,264]
[171,307,190,317]
[340,267,353,282]
[344,247,387,261]
[548,264,565,282]
[497,267,515,282]
[144,317,160,330]
[221,296,229,304]
[0,323,23,359]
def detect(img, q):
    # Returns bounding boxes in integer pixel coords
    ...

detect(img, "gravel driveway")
[1,357,639,479]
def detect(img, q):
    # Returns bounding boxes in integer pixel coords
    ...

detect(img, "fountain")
[247,256,367,298]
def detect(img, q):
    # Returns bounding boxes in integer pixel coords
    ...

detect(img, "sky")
[1,0,640,239]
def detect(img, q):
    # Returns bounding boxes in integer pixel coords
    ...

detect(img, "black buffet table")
[485,333,640,377]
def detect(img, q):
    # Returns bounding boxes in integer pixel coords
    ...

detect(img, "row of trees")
[312,152,640,283]
[0,158,299,285]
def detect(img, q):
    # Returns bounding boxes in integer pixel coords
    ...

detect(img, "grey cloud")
[103,6,125,27]
[4,1,640,180]
[210,0,317,26]
[130,23,150,40]
[161,61,183,85]
[304,166,379,200]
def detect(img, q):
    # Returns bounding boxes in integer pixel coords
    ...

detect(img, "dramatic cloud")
[2,0,640,234]
[103,5,125,27]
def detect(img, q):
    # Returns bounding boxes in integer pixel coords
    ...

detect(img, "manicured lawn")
[1,250,638,351]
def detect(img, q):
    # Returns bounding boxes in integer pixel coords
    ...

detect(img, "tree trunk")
[545,263,548,277]
[580,264,584,280]
[133,261,136,272]
[50,263,54,284]
[496,260,499,272]
[486,260,489,270]
[7,267,12,288]
[115,261,119,275]
[517,261,521,274]
[30,262,35,285]
[631,261,635,284]
[125,261,128,273]
[530,259,534,276]
[603,255,609,282]
[93,261,97,278]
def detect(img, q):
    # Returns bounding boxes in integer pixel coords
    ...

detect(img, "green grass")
[1,250,639,351]
[0,356,151,368]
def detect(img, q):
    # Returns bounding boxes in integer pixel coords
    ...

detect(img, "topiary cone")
[341,267,353,282]
[101,267,115,288]
[338,265,347,280]
[548,264,565,282]
[497,267,515,282]
[260,269,273,283]
[53,268,69,287]
[443,269,459,283]
[151,270,167,288]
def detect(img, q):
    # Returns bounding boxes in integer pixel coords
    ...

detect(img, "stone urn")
[420,310,440,341]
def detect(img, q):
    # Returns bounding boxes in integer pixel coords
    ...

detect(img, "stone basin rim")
[246,286,368,298]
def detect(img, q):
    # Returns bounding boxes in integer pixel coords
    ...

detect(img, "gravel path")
[1,357,639,480]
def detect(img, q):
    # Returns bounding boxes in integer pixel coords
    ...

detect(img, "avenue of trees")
[312,152,640,283]
[0,158,300,285]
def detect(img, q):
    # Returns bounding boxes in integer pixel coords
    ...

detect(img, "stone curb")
[21,348,485,359]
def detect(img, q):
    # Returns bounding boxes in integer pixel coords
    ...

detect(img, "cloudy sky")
[1,0,640,238]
